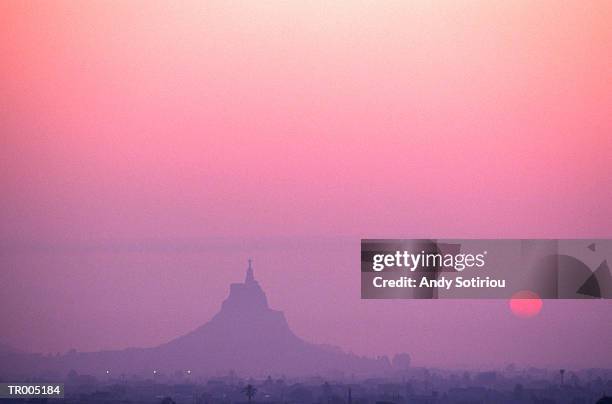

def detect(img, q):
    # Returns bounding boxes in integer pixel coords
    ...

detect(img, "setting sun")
[510,290,543,318]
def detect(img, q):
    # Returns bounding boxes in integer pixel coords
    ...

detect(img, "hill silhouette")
[1,261,390,378]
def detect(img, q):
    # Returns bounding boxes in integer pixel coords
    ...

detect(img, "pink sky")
[1,1,611,368]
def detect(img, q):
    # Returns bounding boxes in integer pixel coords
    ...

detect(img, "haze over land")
[0,264,392,378]
[1,1,611,369]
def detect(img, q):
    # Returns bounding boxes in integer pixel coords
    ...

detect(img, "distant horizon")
[1,245,610,370]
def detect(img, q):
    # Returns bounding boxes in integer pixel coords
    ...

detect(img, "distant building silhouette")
[0,260,390,378]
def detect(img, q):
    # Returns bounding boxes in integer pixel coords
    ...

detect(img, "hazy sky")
[1,1,611,368]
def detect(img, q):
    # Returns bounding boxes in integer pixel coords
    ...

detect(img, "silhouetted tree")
[560,369,566,386]
[242,384,257,403]
[161,397,176,404]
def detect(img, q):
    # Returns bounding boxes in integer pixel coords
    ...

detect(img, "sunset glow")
[1,0,611,368]
[510,291,543,318]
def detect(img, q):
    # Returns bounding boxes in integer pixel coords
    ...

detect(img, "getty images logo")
[372,250,488,272]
